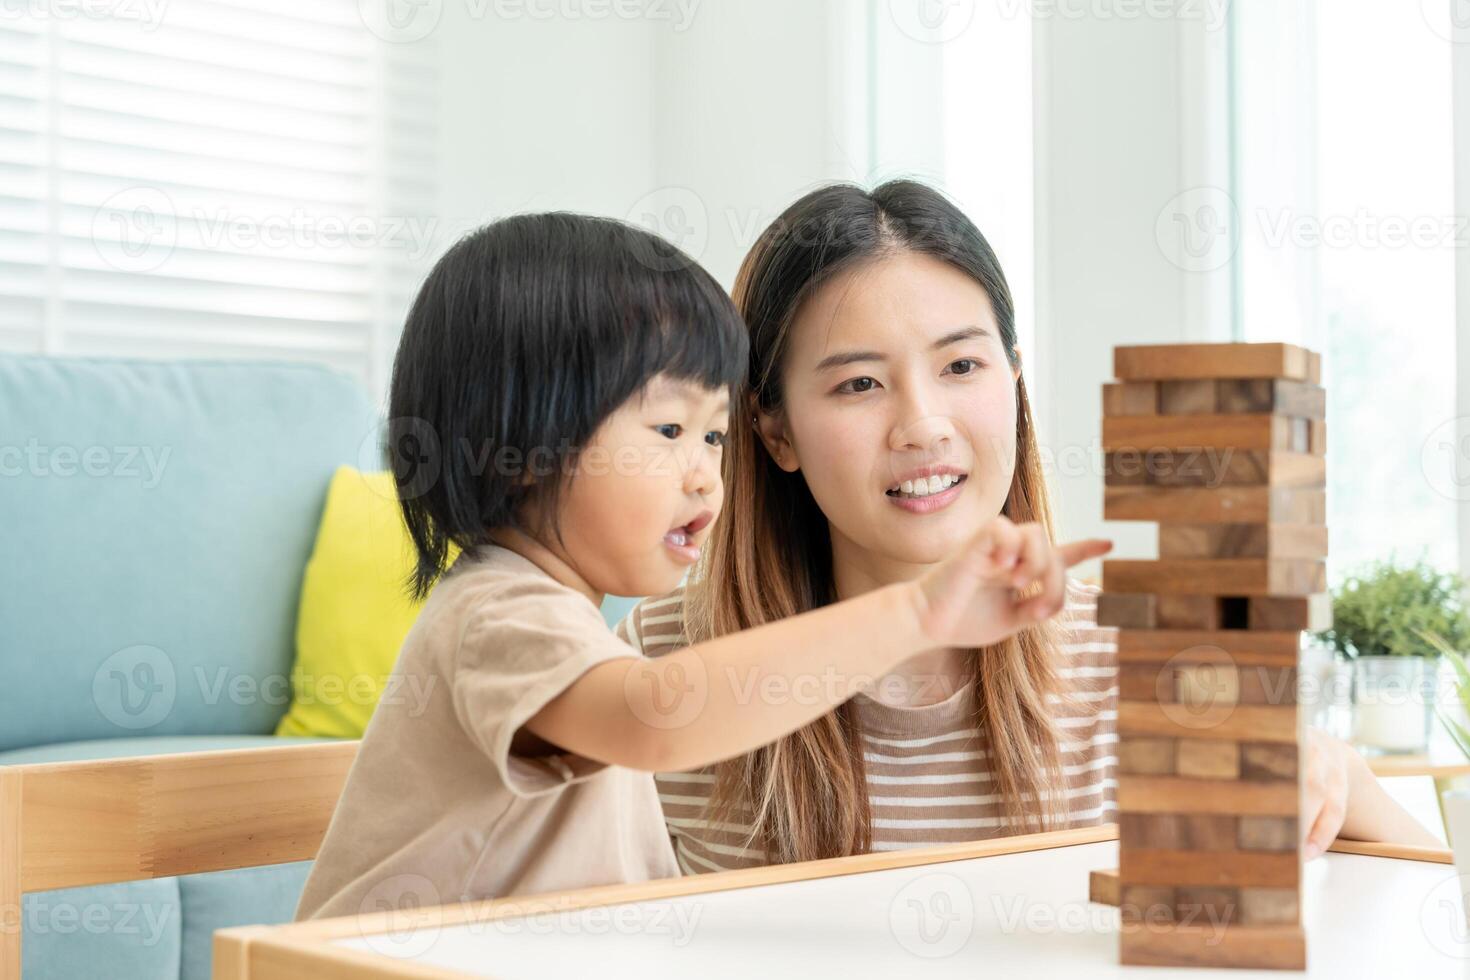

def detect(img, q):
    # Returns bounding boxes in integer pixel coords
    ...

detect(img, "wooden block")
[1113,342,1313,382]
[1179,814,1240,851]
[1103,451,1154,486]
[1118,737,1176,775]
[1121,849,1299,889]
[1309,418,1326,455]
[1089,867,1121,906]
[1156,594,1229,630]
[1125,814,1238,851]
[1176,886,1241,925]
[1119,775,1299,816]
[1119,663,1170,702]
[1175,739,1241,779]
[1215,379,1326,419]
[1121,923,1306,970]
[1159,379,1218,414]
[1306,350,1321,383]
[1103,414,1303,452]
[1175,663,1240,708]
[1249,592,1332,631]
[1097,592,1157,629]
[1119,701,1297,743]
[1120,813,1185,849]
[1104,485,1324,523]
[1238,815,1298,851]
[1116,629,1301,665]
[1237,666,1297,705]
[1103,381,1159,416]
[1148,448,1254,487]
[1105,449,1325,489]
[1239,887,1300,925]
[1287,418,1310,453]
[1119,884,1175,923]
[1241,742,1299,781]
[1103,558,1326,596]
[1158,523,1328,560]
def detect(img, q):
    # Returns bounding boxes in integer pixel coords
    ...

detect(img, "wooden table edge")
[213,826,1456,979]
[215,824,1121,978]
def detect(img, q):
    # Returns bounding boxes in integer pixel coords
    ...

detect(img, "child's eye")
[705,430,726,447]
[947,358,983,376]
[836,376,879,395]
[655,424,683,439]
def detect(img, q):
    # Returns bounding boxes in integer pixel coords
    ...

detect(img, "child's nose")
[683,450,719,497]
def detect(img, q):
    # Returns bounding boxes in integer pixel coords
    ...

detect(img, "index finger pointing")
[1056,538,1114,568]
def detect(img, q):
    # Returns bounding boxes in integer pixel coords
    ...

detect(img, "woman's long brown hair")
[683,180,1078,864]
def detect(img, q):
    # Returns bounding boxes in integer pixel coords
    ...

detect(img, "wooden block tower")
[1100,342,1327,971]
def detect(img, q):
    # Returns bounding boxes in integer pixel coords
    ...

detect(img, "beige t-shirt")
[295,545,680,922]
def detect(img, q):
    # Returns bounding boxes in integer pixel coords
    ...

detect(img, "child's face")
[551,375,729,598]
[762,250,1021,574]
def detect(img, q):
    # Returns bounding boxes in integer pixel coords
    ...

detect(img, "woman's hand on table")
[1301,725,1354,860]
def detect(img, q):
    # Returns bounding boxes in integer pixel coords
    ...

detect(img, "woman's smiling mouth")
[885,471,968,513]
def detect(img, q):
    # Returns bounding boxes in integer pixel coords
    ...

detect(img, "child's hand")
[911,515,1112,649]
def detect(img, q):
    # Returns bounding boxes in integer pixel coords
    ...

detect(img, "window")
[0,0,438,400]
[1233,1,1458,582]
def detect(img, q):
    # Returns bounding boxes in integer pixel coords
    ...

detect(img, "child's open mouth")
[663,509,713,564]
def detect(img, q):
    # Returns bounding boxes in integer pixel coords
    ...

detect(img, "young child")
[294,212,1112,921]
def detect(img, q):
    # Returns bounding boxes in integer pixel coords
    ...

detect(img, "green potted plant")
[1313,558,1470,755]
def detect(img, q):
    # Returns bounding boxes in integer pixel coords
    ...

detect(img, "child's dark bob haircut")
[388,211,748,600]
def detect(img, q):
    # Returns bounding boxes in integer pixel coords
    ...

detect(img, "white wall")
[1033,10,1231,572]
[424,2,1231,567]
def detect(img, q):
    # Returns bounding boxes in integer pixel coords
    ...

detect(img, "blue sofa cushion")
[177,862,313,980]
[21,878,181,980]
[0,355,377,753]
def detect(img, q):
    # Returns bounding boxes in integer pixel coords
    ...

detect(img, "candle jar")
[1351,655,1436,755]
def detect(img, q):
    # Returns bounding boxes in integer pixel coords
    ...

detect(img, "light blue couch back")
[0,356,379,753]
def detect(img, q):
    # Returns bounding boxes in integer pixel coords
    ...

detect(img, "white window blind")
[0,0,438,396]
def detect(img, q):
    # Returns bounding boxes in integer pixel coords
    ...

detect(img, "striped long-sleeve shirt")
[615,577,1120,874]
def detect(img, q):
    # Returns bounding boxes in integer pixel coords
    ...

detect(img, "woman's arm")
[527,518,1113,772]
[1304,727,1444,857]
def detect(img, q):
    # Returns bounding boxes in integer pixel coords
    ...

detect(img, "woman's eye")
[948,358,981,376]
[655,424,683,440]
[837,376,878,394]
[705,430,726,447]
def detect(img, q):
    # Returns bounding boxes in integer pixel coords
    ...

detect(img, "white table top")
[332,840,1470,978]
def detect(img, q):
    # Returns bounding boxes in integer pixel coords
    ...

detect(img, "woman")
[618,180,1439,872]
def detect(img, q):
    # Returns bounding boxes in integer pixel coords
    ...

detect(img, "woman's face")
[760,250,1021,575]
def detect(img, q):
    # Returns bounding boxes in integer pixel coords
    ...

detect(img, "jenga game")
[1099,342,1327,970]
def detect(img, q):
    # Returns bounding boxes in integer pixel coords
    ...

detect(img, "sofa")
[0,354,639,980]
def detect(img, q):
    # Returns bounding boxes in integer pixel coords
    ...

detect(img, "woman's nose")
[890,409,958,455]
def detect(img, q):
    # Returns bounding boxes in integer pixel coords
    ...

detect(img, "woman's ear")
[752,398,801,473]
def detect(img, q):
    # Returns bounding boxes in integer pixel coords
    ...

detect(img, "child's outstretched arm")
[524,516,1112,773]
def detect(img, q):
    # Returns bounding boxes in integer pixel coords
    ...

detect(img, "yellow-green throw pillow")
[276,466,456,738]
